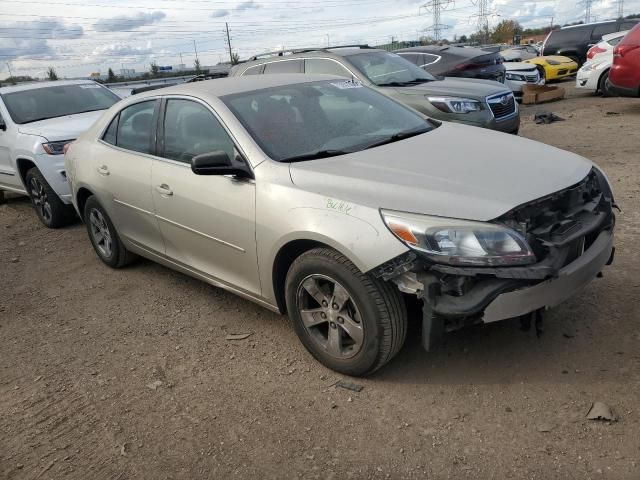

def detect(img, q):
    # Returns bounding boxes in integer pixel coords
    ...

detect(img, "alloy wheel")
[89,208,113,258]
[29,177,52,223]
[296,274,364,359]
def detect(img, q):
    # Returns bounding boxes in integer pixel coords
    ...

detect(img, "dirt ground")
[1,82,639,480]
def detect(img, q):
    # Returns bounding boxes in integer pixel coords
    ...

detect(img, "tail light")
[587,45,607,59]
[614,44,640,58]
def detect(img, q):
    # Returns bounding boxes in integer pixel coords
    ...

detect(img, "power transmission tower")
[617,0,624,18]
[420,0,453,42]
[581,0,593,23]
[471,0,490,44]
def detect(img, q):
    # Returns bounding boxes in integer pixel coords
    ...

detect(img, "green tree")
[107,68,116,82]
[150,61,159,77]
[194,58,202,74]
[459,34,468,44]
[47,66,58,81]
[230,52,240,65]
[491,19,522,43]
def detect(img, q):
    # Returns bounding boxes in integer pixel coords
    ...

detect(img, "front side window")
[305,59,352,78]
[162,99,234,163]
[116,101,156,155]
[243,65,264,75]
[591,23,618,41]
[103,115,119,145]
[1,83,119,125]
[346,52,436,86]
[223,80,433,162]
[263,60,303,74]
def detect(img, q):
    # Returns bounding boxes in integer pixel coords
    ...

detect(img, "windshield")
[346,52,436,86]
[2,84,120,124]
[222,80,434,162]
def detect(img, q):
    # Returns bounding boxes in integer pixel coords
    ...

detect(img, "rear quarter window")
[263,60,303,74]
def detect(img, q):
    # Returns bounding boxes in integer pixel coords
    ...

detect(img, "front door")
[92,99,165,254]
[151,98,260,296]
[0,107,21,191]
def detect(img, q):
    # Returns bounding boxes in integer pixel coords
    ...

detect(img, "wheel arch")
[16,158,37,187]
[597,67,611,90]
[76,187,94,220]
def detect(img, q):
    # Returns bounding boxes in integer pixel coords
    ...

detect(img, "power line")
[420,0,453,41]
[618,0,624,18]
[580,0,594,23]
[471,0,490,43]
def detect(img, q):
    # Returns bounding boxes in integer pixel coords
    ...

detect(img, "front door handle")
[156,184,173,196]
[97,165,110,176]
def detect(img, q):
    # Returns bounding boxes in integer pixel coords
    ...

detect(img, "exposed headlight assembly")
[42,140,74,155]
[381,210,536,267]
[427,96,481,114]
[505,72,526,81]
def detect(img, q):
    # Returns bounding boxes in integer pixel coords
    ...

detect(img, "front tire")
[285,248,407,376]
[25,167,75,228]
[599,70,613,97]
[83,196,137,268]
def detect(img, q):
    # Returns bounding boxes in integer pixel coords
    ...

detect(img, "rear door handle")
[156,184,173,196]
[97,165,110,176]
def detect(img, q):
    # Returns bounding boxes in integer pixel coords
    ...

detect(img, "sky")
[0,0,637,79]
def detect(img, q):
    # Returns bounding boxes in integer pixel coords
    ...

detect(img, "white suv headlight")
[426,96,481,114]
[381,210,536,267]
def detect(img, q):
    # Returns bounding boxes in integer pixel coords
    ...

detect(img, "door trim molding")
[113,198,155,216]
[155,214,246,253]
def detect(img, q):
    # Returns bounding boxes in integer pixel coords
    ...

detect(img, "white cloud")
[94,11,166,32]
[211,9,230,18]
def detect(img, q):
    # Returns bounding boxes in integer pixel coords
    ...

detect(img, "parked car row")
[0,44,619,376]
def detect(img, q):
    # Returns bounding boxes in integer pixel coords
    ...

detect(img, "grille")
[525,73,539,82]
[487,93,516,119]
[557,69,568,75]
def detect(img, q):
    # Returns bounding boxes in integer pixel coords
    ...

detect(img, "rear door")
[151,97,260,295]
[93,99,165,254]
[0,105,21,190]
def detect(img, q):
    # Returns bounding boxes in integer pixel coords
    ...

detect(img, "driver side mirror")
[191,150,252,178]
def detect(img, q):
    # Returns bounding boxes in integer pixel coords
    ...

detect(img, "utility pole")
[617,0,624,18]
[420,0,453,42]
[179,52,183,66]
[193,40,199,62]
[471,0,490,44]
[6,62,13,79]
[225,22,233,64]
[326,34,330,47]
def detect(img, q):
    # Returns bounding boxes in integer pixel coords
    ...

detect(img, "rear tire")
[83,196,137,268]
[599,70,613,97]
[285,248,407,376]
[25,167,75,228]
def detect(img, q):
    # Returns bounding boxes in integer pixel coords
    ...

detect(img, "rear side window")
[304,59,352,78]
[419,53,441,66]
[608,36,624,47]
[263,60,303,74]
[549,27,589,47]
[397,53,420,64]
[103,115,119,145]
[591,23,618,42]
[621,21,639,31]
[116,101,156,155]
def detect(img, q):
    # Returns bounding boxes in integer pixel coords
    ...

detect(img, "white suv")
[0,80,120,227]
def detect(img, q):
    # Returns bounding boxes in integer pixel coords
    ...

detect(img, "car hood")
[17,110,106,141]
[289,123,592,222]
[528,56,576,66]
[505,62,538,72]
[383,77,509,99]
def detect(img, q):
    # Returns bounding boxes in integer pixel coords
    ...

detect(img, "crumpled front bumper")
[482,228,614,323]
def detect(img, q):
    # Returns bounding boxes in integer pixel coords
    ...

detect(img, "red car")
[608,23,640,97]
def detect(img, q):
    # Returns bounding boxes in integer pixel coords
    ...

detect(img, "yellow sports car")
[524,55,578,81]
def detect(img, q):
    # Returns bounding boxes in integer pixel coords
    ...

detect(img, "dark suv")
[542,19,639,65]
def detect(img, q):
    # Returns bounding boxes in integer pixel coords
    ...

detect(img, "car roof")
[396,45,490,58]
[128,74,344,101]
[0,79,100,94]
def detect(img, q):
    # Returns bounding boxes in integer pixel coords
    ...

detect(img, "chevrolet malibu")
[65,75,616,376]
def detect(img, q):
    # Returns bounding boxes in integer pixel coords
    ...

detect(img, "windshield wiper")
[363,127,432,150]
[280,149,353,163]
[377,79,432,87]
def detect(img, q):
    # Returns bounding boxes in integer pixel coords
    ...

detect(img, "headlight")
[42,140,74,155]
[427,96,481,114]
[505,72,526,81]
[381,210,536,267]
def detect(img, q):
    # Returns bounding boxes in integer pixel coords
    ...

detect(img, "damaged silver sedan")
[65,74,615,376]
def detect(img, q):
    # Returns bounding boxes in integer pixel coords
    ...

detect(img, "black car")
[395,45,506,83]
[542,19,639,65]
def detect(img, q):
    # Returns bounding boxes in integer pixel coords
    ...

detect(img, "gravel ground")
[1,82,639,480]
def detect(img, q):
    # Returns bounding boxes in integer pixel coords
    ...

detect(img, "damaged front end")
[374,168,616,350]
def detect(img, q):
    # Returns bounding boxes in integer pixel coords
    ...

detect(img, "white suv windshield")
[223,80,434,162]
[2,84,119,124]
[347,51,436,87]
